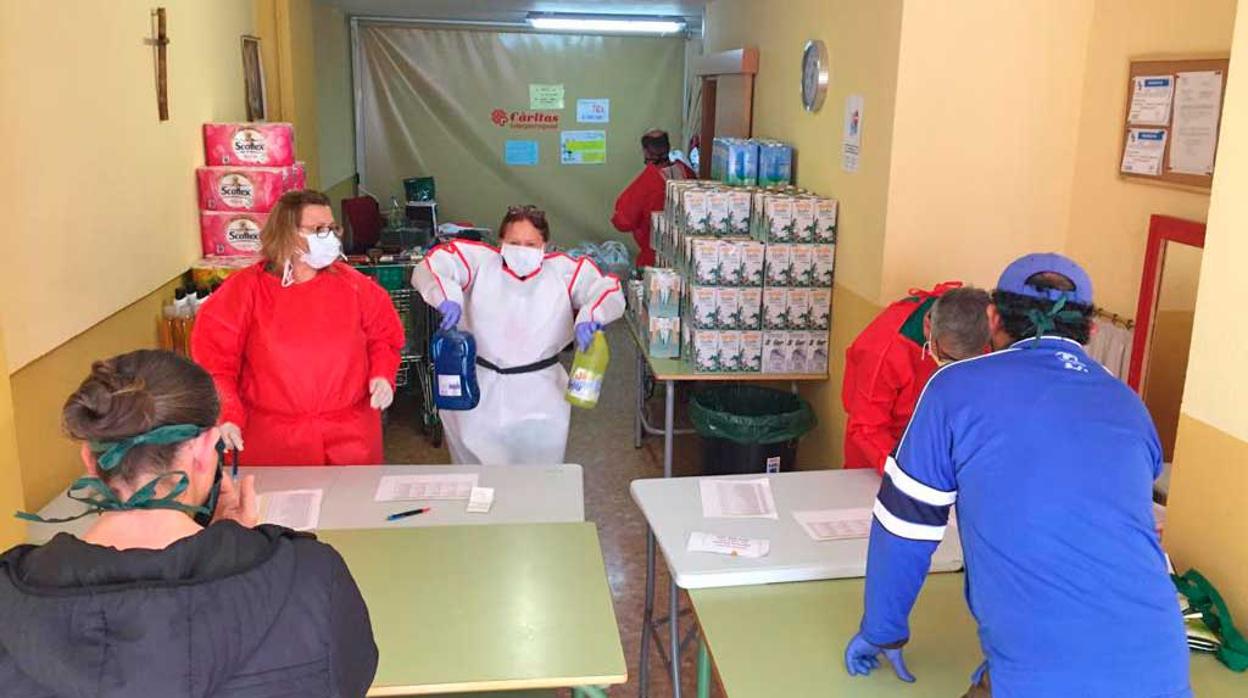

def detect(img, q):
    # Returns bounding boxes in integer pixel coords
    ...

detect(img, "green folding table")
[320,523,627,696]
[689,572,1243,697]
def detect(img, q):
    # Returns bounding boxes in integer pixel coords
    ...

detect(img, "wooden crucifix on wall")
[148,7,170,121]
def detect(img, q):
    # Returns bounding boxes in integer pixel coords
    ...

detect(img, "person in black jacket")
[0,349,378,697]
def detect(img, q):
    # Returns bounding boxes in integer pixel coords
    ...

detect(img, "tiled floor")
[384,323,722,697]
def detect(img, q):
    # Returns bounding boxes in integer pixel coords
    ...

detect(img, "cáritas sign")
[491,108,560,130]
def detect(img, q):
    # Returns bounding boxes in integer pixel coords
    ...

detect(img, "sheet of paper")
[1128,75,1175,125]
[687,532,770,558]
[374,474,479,501]
[793,508,873,541]
[259,489,323,531]
[529,83,565,110]
[841,94,864,173]
[576,98,610,123]
[561,130,607,165]
[466,486,495,514]
[1169,71,1223,175]
[1121,128,1167,176]
[504,139,539,166]
[699,477,778,519]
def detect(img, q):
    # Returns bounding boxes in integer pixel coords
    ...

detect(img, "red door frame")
[1127,214,1207,390]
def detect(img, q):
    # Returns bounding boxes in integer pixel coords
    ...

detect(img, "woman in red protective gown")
[192,190,405,465]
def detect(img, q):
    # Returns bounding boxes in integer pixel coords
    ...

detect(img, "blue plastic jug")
[430,329,480,410]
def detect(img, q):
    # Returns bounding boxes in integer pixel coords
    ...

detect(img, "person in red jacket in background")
[842,284,992,473]
[611,129,695,268]
[192,190,405,466]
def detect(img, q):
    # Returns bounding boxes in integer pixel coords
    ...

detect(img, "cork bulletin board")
[1119,57,1229,191]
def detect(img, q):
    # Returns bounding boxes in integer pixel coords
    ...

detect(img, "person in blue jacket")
[844,253,1189,698]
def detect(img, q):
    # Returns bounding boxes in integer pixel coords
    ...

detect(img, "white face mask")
[301,233,342,270]
[501,243,544,277]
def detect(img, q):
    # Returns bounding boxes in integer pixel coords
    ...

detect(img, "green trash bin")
[690,385,816,475]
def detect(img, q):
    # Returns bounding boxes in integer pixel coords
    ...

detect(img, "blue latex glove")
[575,321,602,352]
[844,633,916,683]
[437,300,462,331]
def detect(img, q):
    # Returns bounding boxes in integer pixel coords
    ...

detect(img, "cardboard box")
[694,330,721,372]
[648,316,681,359]
[692,239,720,284]
[814,244,836,287]
[810,288,832,331]
[763,288,789,330]
[765,244,793,287]
[816,198,839,243]
[203,122,295,167]
[740,330,764,372]
[196,165,301,212]
[793,197,817,243]
[790,245,816,287]
[200,211,267,256]
[740,287,763,329]
[644,267,681,318]
[717,287,741,329]
[718,331,744,371]
[787,288,813,330]
[741,241,766,286]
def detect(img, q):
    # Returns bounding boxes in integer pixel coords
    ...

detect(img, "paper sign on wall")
[842,94,864,173]
[561,130,607,165]
[504,140,539,166]
[1128,75,1174,126]
[577,98,610,123]
[1121,128,1167,176]
[1169,71,1223,175]
[530,84,565,110]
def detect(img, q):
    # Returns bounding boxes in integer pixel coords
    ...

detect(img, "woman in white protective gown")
[411,205,625,465]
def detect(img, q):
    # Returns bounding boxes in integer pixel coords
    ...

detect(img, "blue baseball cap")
[996,253,1093,305]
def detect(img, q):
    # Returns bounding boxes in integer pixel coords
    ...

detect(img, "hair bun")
[63,360,157,441]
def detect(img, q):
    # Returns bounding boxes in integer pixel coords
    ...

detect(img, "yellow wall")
[1163,0,1248,621]
[254,0,321,189]
[12,279,182,511]
[881,0,1094,299]
[313,2,356,193]
[0,0,256,371]
[0,324,26,549]
[703,0,904,466]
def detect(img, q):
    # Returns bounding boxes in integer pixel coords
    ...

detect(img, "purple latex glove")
[437,300,462,331]
[844,633,916,683]
[575,321,602,352]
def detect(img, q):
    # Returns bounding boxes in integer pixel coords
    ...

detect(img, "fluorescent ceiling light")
[526,13,686,35]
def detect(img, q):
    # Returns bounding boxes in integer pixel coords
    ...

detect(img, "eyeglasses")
[298,224,343,238]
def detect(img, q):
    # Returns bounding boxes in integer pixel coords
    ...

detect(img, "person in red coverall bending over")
[842,284,992,473]
[192,189,405,466]
[611,129,695,268]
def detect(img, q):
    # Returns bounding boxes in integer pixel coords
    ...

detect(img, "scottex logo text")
[491,109,560,130]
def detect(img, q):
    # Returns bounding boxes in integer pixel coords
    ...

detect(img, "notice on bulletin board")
[561,130,606,165]
[504,140,539,166]
[530,84,565,110]
[577,98,610,123]
[841,94,864,173]
[1169,71,1223,175]
[1127,75,1174,126]
[1121,128,1167,176]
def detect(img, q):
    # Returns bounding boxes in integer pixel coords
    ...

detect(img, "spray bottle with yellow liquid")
[566,330,609,409]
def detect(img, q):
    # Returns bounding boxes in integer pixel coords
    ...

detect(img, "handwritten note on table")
[374,474,479,502]
[259,489,323,531]
[699,478,778,519]
[793,508,874,541]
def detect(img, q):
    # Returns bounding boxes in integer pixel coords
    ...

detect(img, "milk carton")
[648,316,681,359]
[740,287,763,329]
[740,330,764,372]
[764,196,797,242]
[741,241,766,286]
[202,122,295,167]
[763,288,790,330]
[644,268,681,318]
[758,141,794,187]
[717,240,744,286]
[807,332,830,375]
[788,333,812,374]
[717,287,742,329]
[691,286,719,329]
[765,244,793,287]
[787,288,813,330]
[196,165,299,212]
[650,211,664,255]
[692,239,720,285]
[762,333,790,373]
[816,198,839,243]
[790,245,816,287]
[707,190,732,236]
[793,197,818,243]
[814,244,837,287]
[694,330,721,372]
[718,331,744,372]
[727,190,752,236]
[810,288,832,331]
[200,211,267,256]
[682,188,712,236]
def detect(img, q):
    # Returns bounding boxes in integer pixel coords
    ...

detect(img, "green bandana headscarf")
[15,423,211,524]
[1025,296,1085,342]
